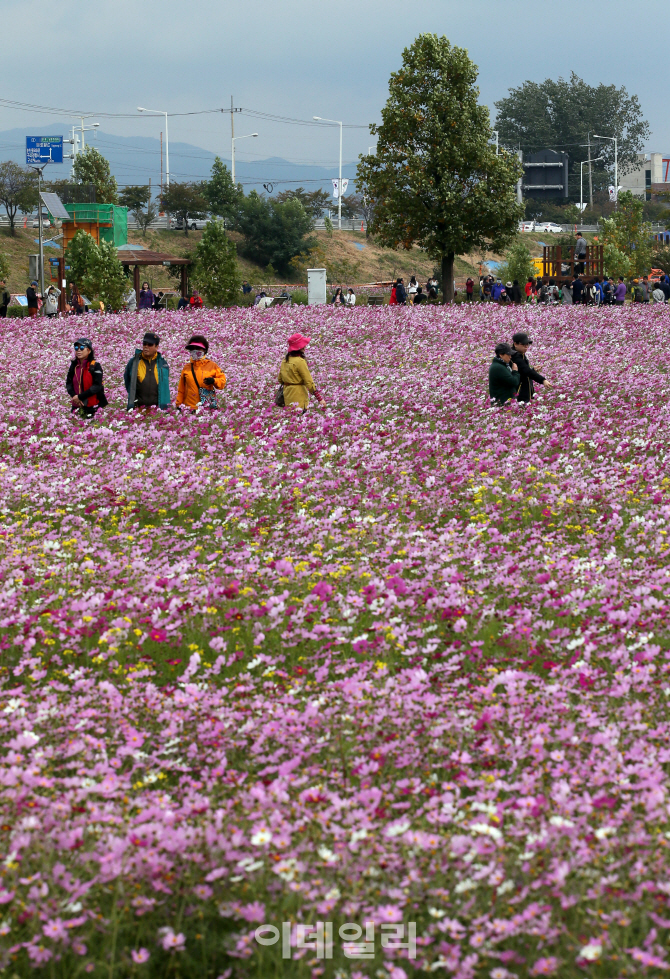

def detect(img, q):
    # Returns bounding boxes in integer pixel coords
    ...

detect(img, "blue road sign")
[26,136,63,165]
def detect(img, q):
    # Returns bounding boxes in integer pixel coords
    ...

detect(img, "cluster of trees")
[495,74,649,191]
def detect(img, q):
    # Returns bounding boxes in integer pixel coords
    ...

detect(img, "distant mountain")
[0,126,359,197]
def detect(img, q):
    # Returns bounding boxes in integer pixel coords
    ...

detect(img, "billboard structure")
[521,149,569,201]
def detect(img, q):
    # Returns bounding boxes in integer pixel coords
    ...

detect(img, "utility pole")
[160,132,163,200]
[587,132,593,209]
[230,97,242,184]
[231,96,235,184]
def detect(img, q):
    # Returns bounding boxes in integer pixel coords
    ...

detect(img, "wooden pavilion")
[541,243,604,284]
[53,247,191,312]
[116,246,191,303]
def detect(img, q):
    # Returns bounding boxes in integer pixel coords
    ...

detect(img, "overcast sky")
[0,0,664,175]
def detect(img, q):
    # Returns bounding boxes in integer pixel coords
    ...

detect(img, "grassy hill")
[0,222,496,298]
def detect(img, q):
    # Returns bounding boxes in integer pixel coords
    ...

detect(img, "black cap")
[74,338,92,349]
[512,332,532,345]
[142,331,160,346]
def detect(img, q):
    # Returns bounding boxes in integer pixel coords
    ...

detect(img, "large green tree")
[160,182,209,235]
[64,230,127,311]
[236,192,313,273]
[119,185,150,210]
[600,190,652,278]
[357,34,523,302]
[494,73,650,193]
[206,157,240,222]
[192,219,242,306]
[0,162,38,236]
[72,147,119,204]
[275,186,329,219]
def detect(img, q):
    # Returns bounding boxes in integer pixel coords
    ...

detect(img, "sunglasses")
[142,342,156,348]
[73,343,89,351]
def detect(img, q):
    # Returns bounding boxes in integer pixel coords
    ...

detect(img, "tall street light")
[138,108,170,188]
[580,156,605,218]
[231,133,258,185]
[314,116,343,229]
[492,130,499,155]
[593,134,618,204]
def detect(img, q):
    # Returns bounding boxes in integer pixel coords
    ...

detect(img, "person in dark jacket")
[138,281,154,311]
[0,280,9,318]
[26,281,39,318]
[510,332,550,403]
[123,331,170,410]
[574,232,587,274]
[489,342,520,406]
[511,279,523,304]
[69,283,85,315]
[571,274,584,305]
[412,286,426,305]
[66,339,108,418]
[177,295,189,310]
[395,278,407,305]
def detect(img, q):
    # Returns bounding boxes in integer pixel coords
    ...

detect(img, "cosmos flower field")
[2,303,670,978]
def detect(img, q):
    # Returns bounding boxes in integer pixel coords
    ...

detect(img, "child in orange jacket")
[176,334,226,409]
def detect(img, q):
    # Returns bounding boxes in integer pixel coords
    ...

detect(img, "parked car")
[31,212,51,229]
[535,222,564,233]
[169,217,209,231]
[519,220,535,232]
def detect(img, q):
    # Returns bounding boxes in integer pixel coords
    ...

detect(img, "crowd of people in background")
[479,271,670,306]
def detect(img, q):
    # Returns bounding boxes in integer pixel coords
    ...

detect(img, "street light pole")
[314,116,343,229]
[580,155,605,218]
[138,108,169,188]
[231,133,259,185]
[594,134,618,204]
[492,130,499,155]
[27,163,48,314]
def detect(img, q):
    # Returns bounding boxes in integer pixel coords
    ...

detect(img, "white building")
[619,153,669,199]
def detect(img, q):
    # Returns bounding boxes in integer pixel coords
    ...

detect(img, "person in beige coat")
[278,333,325,411]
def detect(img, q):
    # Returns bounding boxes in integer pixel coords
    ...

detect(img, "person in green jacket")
[488,343,521,406]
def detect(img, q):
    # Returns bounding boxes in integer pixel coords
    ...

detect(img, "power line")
[0,98,372,128]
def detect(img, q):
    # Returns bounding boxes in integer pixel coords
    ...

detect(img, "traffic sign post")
[26,136,63,165]
[24,141,63,315]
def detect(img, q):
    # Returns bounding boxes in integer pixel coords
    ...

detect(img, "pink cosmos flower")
[159,928,185,952]
[43,918,67,941]
[131,948,150,963]
[193,884,213,899]
[530,959,559,976]
[238,901,265,923]
[374,904,403,923]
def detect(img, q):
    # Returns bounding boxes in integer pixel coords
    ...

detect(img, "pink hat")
[287,333,310,352]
